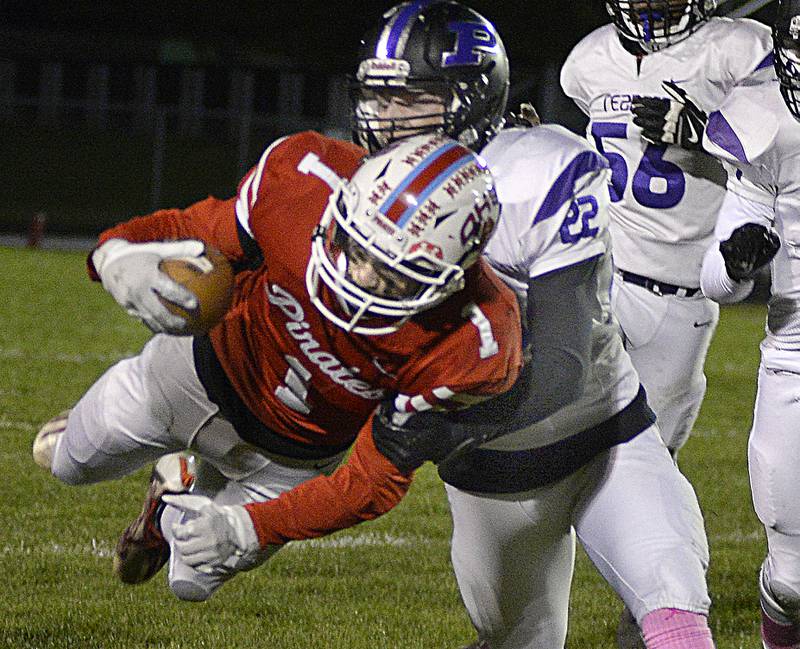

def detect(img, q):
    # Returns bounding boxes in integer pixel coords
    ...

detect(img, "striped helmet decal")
[377,0,435,59]
[379,141,475,227]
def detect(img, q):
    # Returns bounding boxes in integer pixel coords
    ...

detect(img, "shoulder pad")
[482,126,607,205]
[704,82,779,165]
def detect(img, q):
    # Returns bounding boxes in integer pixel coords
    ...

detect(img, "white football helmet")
[307,133,500,335]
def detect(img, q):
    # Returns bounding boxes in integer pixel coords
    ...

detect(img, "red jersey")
[92,131,522,544]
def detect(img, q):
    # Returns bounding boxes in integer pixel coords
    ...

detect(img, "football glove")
[92,238,204,334]
[632,80,707,151]
[372,402,498,473]
[719,223,780,282]
[162,494,261,575]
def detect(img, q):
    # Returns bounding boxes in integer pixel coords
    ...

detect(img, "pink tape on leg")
[761,605,800,649]
[640,609,714,649]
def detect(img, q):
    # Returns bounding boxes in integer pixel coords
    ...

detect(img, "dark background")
[0,2,777,237]
[1,2,612,72]
[1,2,776,70]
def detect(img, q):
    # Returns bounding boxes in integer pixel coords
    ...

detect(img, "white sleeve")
[718,19,774,91]
[560,51,590,116]
[703,85,779,166]
[722,163,777,221]
[523,167,611,279]
[700,244,755,304]
[700,172,775,304]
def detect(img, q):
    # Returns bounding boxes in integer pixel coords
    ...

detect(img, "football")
[158,246,234,335]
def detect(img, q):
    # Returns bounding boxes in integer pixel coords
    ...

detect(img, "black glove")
[504,102,541,128]
[371,403,499,474]
[631,80,707,151]
[719,223,781,282]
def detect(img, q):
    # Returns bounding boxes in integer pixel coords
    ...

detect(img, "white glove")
[162,494,261,575]
[92,238,204,333]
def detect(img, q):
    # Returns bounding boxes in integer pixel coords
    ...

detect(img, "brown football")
[157,246,234,335]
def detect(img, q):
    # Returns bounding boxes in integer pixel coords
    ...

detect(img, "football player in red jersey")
[32,132,522,601]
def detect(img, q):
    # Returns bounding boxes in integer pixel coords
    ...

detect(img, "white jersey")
[478,126,641,451]
[561,18,772,287]
[704,75,800,350]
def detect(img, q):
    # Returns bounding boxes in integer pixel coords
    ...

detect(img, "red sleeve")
[237,132,365,252]
[87,196,243,280]
[243,415,413,547]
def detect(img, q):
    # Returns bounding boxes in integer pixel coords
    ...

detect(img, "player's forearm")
[244,424,413,547]
[700,243,754,304]
[402,257,597,441]
[88,197,243,280]
[520,257,596,419]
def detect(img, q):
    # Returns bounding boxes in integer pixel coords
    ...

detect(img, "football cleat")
[113,452,196,585]
[33,409,70,470]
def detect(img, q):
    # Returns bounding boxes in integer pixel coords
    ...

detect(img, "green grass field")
[0,246,768,648]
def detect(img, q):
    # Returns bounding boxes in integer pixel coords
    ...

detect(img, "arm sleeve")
[398,255,598,442]
[700,170,775,304]
[559,51,590,116]
[243,416,413,547]
[700,243,754,304]
[520,255,597,419]
[719,20,774,93]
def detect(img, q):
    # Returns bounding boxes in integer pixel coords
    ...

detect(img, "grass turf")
[1,245,767,648]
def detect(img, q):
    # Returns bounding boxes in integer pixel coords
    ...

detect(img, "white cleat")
[32,410,70,470]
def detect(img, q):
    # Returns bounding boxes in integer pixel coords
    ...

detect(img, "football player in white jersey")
[561,2,772,460]
[698,3,800,646]
[136,3,714,647]
[173,2,715,648]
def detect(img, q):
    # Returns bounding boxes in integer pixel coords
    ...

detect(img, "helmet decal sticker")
[378,141,473,226]
[379,0,435,59]
[443,21,498,66]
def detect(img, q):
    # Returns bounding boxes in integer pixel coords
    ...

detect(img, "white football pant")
[447,426,710,649]
[50,334,343,600]
[750,343,800,617]
[611,277,719,453]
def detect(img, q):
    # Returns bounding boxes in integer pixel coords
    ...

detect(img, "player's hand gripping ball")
[158,247,234,335]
